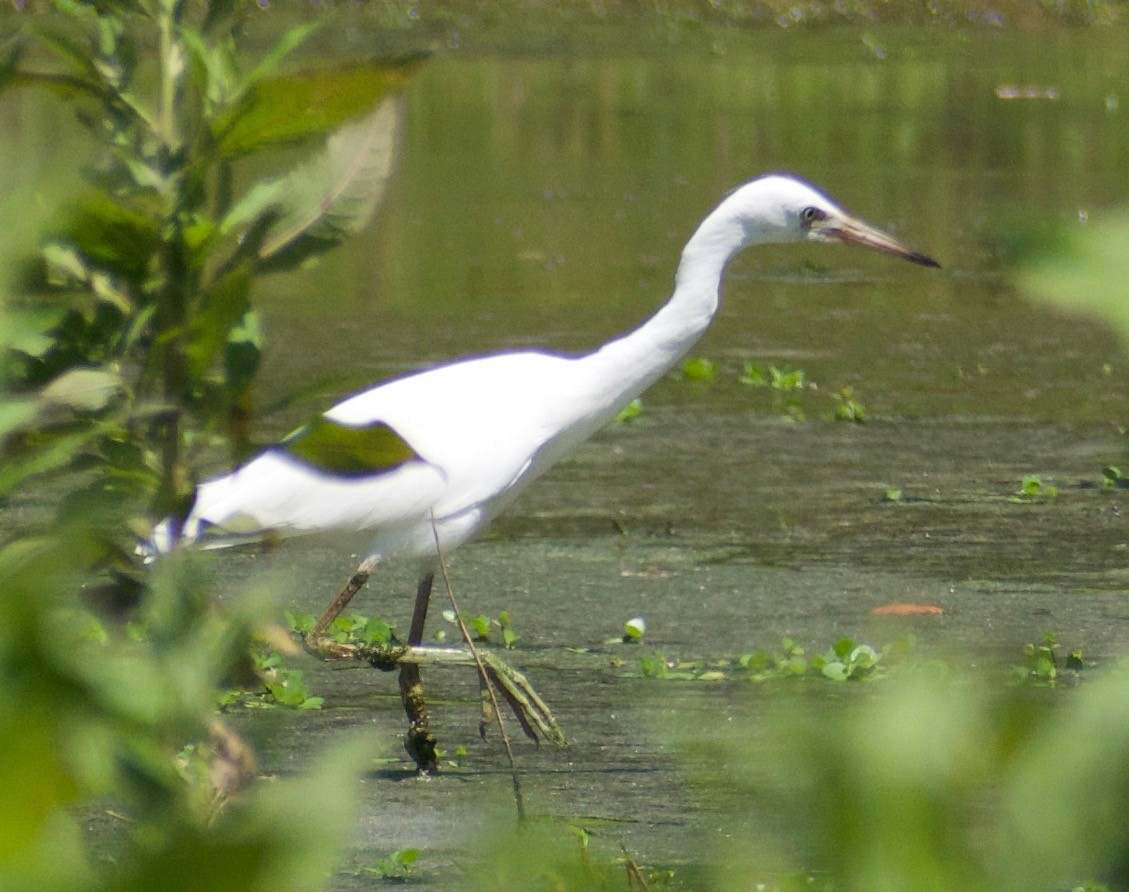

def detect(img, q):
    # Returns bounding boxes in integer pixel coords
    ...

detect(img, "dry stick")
[429,513,527,824]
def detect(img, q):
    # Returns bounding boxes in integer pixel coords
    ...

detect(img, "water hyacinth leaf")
[215,55,421,158]
[281,416,420,477]
[680,356,717,382]
[624,617,647,640]
[252,99,403,271]
[613,398,642,424]
[469,615,491,640]
[362,617,393,646]
[41,365,123,412]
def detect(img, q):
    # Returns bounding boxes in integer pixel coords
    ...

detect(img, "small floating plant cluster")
[613,358,867,424]
[205,608,1094,714]
[628,636,898,683]
[626,630,1091,688]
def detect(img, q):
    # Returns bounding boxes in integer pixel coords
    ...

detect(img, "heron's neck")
[582,201,750,404]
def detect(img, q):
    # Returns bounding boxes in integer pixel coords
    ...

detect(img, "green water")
[9,22,1129,887]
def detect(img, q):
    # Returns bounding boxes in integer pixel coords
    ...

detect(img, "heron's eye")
[801,206,825,224]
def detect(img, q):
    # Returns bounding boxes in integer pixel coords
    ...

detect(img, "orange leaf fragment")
[871,603,944,616]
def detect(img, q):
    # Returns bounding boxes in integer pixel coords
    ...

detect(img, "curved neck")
[580,197,750,406]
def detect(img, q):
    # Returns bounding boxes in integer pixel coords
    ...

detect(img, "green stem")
[153,0,191,523]
[157,0,181,152]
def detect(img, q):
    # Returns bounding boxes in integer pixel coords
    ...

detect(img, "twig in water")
[429,512,527,823]
[622,843,652,892]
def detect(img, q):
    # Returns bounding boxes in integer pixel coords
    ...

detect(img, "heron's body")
[172,176,875,561]
[160,173,938,771]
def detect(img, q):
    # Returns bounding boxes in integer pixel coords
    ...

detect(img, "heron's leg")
[398,573,438,772]
[309,555,380,641]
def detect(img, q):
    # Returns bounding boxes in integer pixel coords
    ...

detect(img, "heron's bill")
[828,215,941,268]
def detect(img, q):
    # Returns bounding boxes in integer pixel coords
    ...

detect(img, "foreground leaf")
[240,99,403,271]
[1019,213,1129,349]
[215,55,421,158]
[41,365,124,412]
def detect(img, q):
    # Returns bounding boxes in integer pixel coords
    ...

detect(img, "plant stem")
[430,513,527,824]
[153,0,190,522]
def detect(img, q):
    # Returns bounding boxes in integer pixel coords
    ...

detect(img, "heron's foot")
[476,649,565,748]
[302,634,565,749]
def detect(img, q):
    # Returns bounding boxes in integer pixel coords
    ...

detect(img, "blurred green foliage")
[0,0,414,886]
[1020,214,1129,353]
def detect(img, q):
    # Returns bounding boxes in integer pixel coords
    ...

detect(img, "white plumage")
[158,174,937,566]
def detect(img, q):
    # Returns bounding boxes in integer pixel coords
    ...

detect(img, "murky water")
[233,27,1129,885]
[9,22,1129,886]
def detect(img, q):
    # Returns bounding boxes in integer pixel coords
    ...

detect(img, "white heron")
[155,173,938,769]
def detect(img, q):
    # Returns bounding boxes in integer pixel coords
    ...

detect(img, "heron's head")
[729,174,940,268]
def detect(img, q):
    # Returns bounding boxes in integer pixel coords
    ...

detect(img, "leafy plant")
[613,397,643,424]
[680,356,717,382]
[1015,631,1086,686]
[288,610,397,648]
[218,649,324,710]
[442,608,519,647]
[1010,474,1059,502]
[623,616,647,642]
[1102,465,1127,489]
[829,386,867,423]
[0,1,416,885]
[366,847,422,879]
[811,638,881,681]
[740,362,809,392]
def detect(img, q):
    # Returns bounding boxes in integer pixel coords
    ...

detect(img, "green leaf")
[244,21,320,90]
[739,362,766,387]
[623,617,647,640]
[821,661,849,681]
[0,430,93,499]
[252,99,403,271]
[188,266,252,375]
[280,416,420,477]
[224,310,262,396]
[613,398,643,424]
[48,193,161,281]
[1019,213,1129,349]
[285,611,315,635]
[469,615,491,640]
[680,356,717,382]
[361,617,393,646]
[40,365,124,412]
[0,400,39,439]
[215,55,422,158]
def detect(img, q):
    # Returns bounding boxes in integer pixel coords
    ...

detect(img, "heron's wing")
[186,449,446,544]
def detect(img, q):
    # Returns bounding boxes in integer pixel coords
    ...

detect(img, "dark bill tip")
[908,251,942,269]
